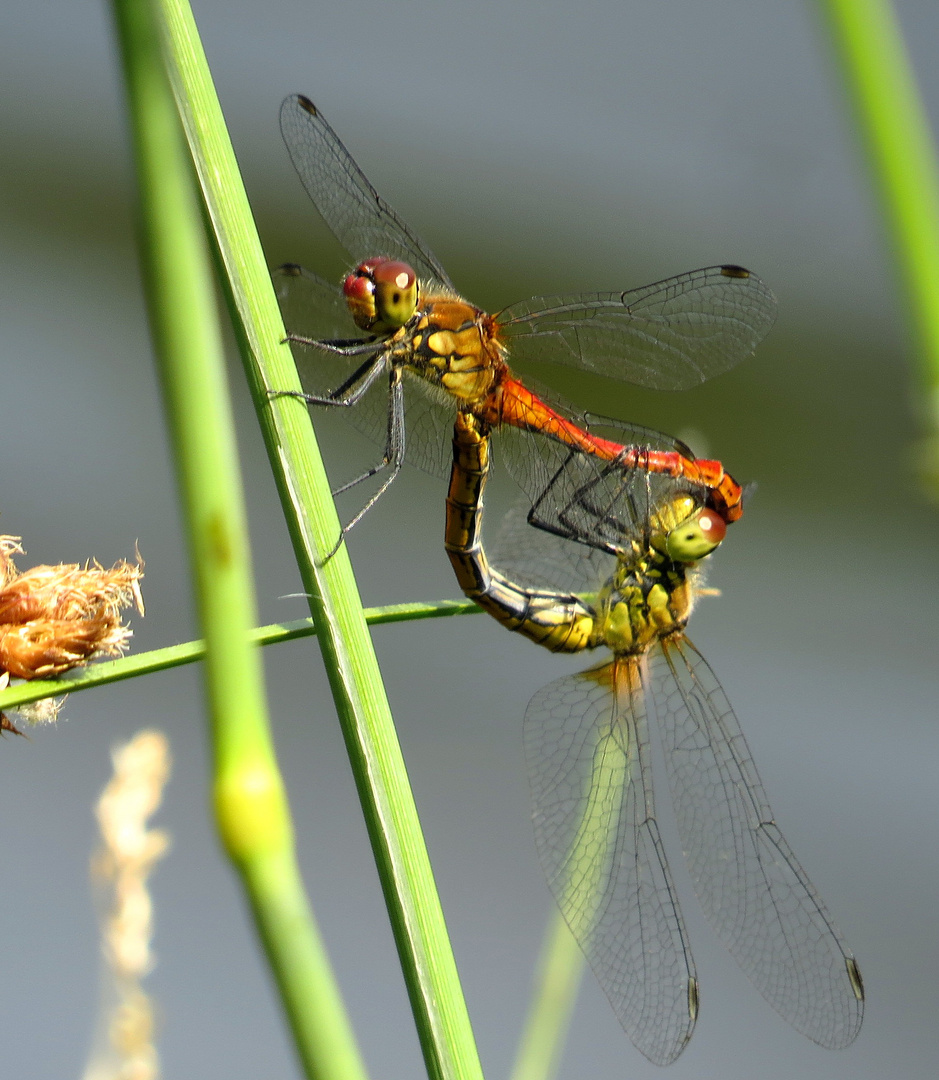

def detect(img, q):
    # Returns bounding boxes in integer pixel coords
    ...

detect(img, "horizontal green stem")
[0,599,480,710]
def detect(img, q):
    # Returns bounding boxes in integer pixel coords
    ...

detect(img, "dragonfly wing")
[525,660,698,1065]
[651,638,864,1047]
[395,375,455,479]
[499,265,777,391]
[274,263,359,344]
[280,95,455,291]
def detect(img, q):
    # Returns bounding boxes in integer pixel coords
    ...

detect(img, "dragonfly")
[445,409,864,1065]
[274,94,776,544]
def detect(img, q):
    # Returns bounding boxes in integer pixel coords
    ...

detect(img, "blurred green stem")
[510,909,583,1080]
[159,1,484,1077]
[816,0,939,490]
[110,1,367,1078]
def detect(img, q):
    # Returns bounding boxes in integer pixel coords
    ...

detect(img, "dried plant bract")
[0,535,143,728]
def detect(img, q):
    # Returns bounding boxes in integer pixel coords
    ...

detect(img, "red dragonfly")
[445,410,864,1064]
[275,95,775,543]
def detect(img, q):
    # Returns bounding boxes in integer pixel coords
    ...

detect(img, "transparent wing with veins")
[279,94,455,290]
[279,96,775,392]
[499,265,777,392]
[525,635,864,1065]
[651,639,864,1048]
[525,659,698,1066]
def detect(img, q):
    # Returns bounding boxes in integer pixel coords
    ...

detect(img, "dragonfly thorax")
[599,551,696,655]
[404,296,505,405]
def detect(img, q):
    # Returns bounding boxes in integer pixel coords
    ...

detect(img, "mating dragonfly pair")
[274,94,864,1065]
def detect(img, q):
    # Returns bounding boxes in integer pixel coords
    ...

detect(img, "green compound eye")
[664,509,727,562]
[371,259,418,329]
[342,258,419,332]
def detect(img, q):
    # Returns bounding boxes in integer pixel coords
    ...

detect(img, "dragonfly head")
[664,508,726,563]
[650,497,727,563]
[343,258,418,333]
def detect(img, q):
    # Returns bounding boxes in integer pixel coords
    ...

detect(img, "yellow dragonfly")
[444,409,864,1064]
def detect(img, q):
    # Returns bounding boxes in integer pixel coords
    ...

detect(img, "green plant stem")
[510,909,584,1080]
[816,0,939,485]
[0,599,480,711]
[109,2,366,1078]
[158,3,484,1078]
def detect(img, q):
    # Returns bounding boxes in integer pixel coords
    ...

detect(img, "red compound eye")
[371,259,418,330]
[371,259,416,292]
[342,265,379,330]
[697,511,727,546]
[342,271,374,302]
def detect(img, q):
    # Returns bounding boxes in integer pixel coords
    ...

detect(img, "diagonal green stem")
[816,0,939,491]
[109,1,367,1077]
[158,2,484,1078]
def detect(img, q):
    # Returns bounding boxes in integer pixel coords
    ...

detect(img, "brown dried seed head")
[0,544,143,683]
[0,618,133,679]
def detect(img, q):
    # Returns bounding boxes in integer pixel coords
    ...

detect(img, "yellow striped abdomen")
[445,411,597,654]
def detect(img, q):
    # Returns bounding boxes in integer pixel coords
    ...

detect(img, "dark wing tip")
[719,264,751,279]
[276,262,304,276]
[847,957,865,1002]
[294,94,318,117]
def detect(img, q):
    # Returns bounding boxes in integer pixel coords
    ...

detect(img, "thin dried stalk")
[84,729,172,1080]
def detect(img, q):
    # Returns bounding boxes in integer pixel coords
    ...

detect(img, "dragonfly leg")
[526,449,584,543]
[526,445,671,554]
[282,334,379,356]
[527,453,634,554]
[316,369,407,562]
[269,348,389,410]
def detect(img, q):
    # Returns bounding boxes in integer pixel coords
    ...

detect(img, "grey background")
[1,1,937,1077]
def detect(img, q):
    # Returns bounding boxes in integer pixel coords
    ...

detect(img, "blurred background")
[1,1,937,1077]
